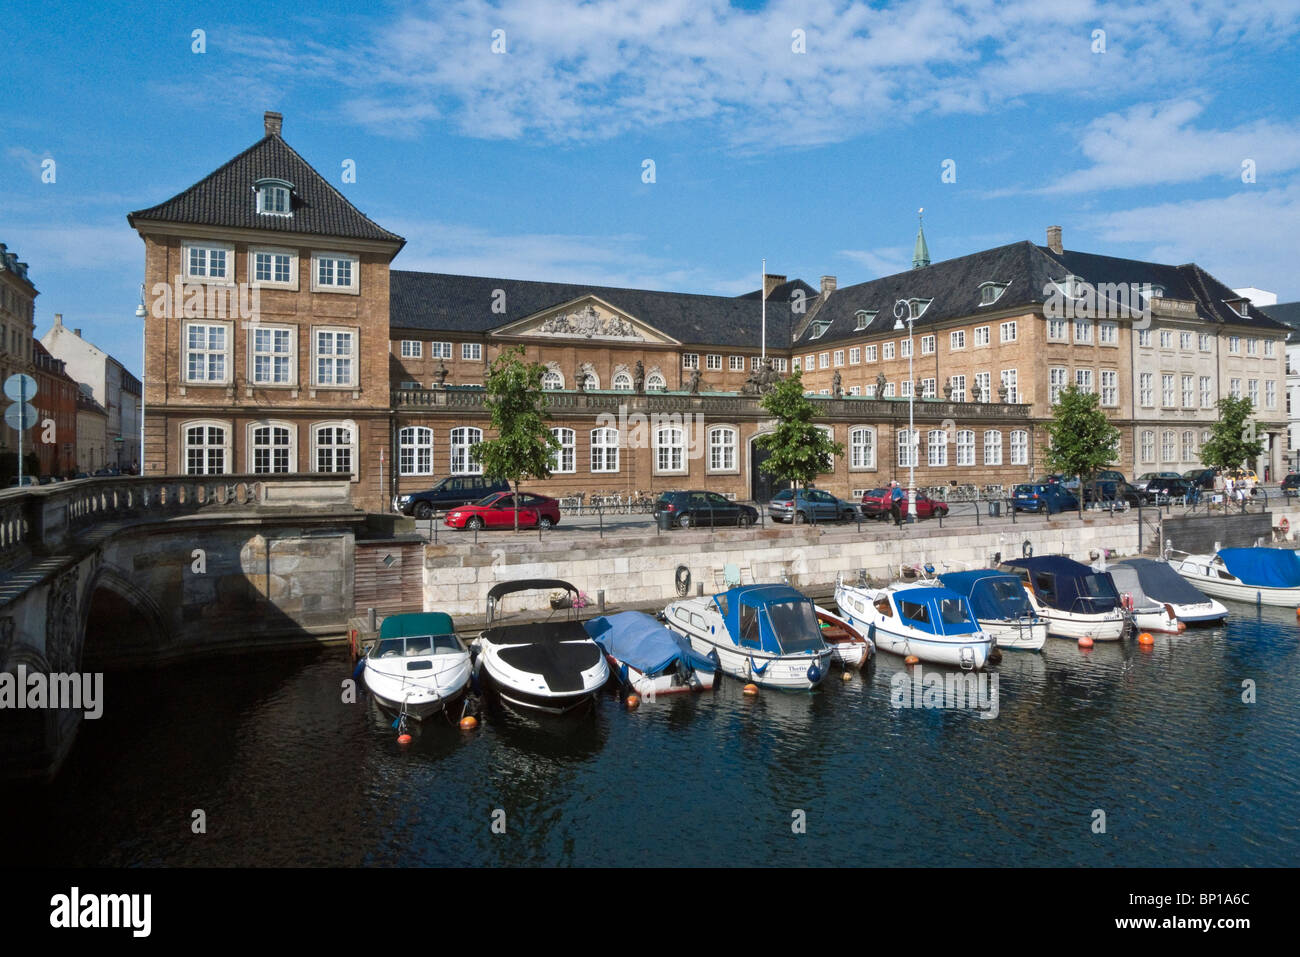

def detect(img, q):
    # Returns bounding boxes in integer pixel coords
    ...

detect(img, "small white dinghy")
[814,605,874,669]
[363,612,472,721]
[834,575,992,670]
[1166,547,1300,608]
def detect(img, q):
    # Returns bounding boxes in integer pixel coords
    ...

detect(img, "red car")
[444,492,562,530]
[859,487,949,520]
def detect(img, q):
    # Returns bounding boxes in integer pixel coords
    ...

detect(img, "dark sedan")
[654,490,758,528]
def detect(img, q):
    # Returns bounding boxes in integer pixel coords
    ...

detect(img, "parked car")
[443,491,561,530]
[1182,467,1217,490]
[1084,479,1149,507]
[1281,473,1300,497]
[1145,477,1197,504]
[1063,470,1126,492]
[768,488,859,524]
[1012,483,1078,513]
[1134,471,1182,491]
[859,488,949,520]
[654,490,758,528]
[394,475,511,519]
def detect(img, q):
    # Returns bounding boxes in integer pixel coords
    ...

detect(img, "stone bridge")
[0,473,366,780]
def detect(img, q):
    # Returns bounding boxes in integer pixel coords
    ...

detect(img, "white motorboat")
[814,605,874,669]
[937,569,1049,651]
[363,612,472,721]
[834,575,992,670]
[1166,547,1300,608]
[583,611,717,696]
[472,579,609,715]
[1000,556,1128,641]
[1104,558,1228,630]
[663,584,833,690]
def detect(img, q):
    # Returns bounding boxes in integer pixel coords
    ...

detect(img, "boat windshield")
[987,578,1032,616]
[937,598,971,625]
[373,635,458,658]
[764,600,826,654]
[1078,573,1120,610]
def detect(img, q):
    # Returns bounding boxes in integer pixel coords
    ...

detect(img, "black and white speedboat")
[472,579,609,715]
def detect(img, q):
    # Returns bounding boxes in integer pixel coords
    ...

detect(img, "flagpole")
[761,257,766,362]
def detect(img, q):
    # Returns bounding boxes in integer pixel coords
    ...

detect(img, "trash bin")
[988,501,1001,517]
[656,510,674,531]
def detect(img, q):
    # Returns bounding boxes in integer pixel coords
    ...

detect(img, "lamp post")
[894,300,916,522]
[135,285,146,473]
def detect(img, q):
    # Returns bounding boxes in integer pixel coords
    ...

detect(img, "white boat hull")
[364,656,472,721]
[1168,556,1300,607]
[663,598,831,690]
[473,642,609,715]
[981,617,1048,651]
[834,584,991,669]
[1131,607,1182,634]
[1165,599,1228,624]
[1016,588,1127,641]
[606,655,716,696]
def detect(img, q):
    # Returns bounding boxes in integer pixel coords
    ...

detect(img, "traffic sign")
[4,402,39,431]
[3,373,37,402]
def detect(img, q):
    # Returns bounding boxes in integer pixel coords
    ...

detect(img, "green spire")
[912,208,930,269]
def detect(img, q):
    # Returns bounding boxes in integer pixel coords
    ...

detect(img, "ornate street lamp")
[894,299,917,522]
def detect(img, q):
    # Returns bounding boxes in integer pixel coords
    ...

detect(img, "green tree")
[1199,395,1264,471]
[1043,385,1121,515]
[472,346,560,531]
[754,370,844,524]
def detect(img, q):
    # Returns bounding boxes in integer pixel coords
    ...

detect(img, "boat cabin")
[705,585,828,656]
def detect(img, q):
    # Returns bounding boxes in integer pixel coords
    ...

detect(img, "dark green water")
[8,601,1299,867]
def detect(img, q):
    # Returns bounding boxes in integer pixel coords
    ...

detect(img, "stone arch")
[79,562,170,669]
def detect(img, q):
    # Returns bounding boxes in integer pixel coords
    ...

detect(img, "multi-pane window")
[429,341,453,359]
[1000,369,1018,403]
[883,342,895,360]
[314,425,354,474]
[983,430,1003,466]
[1050,367,1068,404]
[849,427,875,469]
[185,244,231,280]
[956,430,975,466]
[806,354,816,370]
[819,353,830,369]
[833,350,845,367]
[900,380,914,398]
[1160,330,1173,348]
[401,340,422,358]
[700,354,719,370]
[774,358,788,373]
[921,377,936,398]
[612,371,632,391]
[1247,338,1258,356]
[185,424,227,475]
[590,428,619,473]
[252,327,292,384]
[975,372,991,402]
[1199,333,1211,352]
[1101,369,1118,406]
[257,184,291,215]
[1180,332,1193,351]
[974,326,990,347]
[950,330,966,350]
[1267,380,1277,408]
[1182,430,1196,461]
[1229,336,1240,354]
[1074,319,1093,343]
[315,329,355,386]
[1181,374,1194,407]
[1100,322,1118,344]
[398,427,434,475]
[901,339,914,358]
[1141,430,1154,463]
[450,427,483,475]
[729,355,744,371]
[897,429,917,469]
[999,321,1017,343]
[928,429,948,467]
[314,253,356,290]
[920,335,935,355]
[849,347,861,365]
[646,372,666,392]
[950,374,966,402]
[865,345,878,362]
[1200,376,1213,407]
[542,370,563,390]
[1265,339,1276,357]
[1161,430,1176,463]
[1161,373,1175,406]
[1230,378,1242,398]
[1139,372,1153,406]
[462,343,482,361]
[656,427,685,472]
[550,428,576,473]
[1075,368,1094,394]
[708,427,737,471]
[1048,319,1067,341]
[253,250,292,284]
[683,353,699,370]
[1010,430,1028,465]
[792,357,801,371]
[185,323,228,383]
[883,383,895,398]
[848,385,861,396]
[1138,330,1151,347]
[251,425,292,474]
[1248,379,1259,404]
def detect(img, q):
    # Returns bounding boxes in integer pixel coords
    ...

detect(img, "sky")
[3,0,1300,378]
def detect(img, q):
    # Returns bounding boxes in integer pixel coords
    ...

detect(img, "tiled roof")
[1262,301,1300,332]
[390,270,803,349]
[0,242,34,287]
[127,135,405,246]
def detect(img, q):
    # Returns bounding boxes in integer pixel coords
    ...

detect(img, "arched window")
[708,427,737,472]
[182,421,230,475]
[956,430,975,467]
[655,426,685,472]
[450,427,483,475]
[983,430,1002,466]
[591,428,619,473]
[927,429,948,467]
[580,370,600,390]
[313,422,356,475]
[1010,430,1028,466]
[612,371,632,391]
[646,372,667,392]
[849,427,876,469]
[542,369,564,390]
[550,427,576,473]
[897,428,917,469]
[399,426,434,476]
[249,422,295,473]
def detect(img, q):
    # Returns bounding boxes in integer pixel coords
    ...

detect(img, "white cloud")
[838,246,911,278]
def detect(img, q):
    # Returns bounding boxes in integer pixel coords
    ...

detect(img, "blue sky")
[4,0,1300,377]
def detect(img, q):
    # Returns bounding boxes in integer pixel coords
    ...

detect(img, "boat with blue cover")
[583,611,717,696]
[835,574,993,669]
[1000,556,1127,641]
[937,569,1048,651]
[662,584,833,690]
[363,612,472,721]
[1166,547,1300,607]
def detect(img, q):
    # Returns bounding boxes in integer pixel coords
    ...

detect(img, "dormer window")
[908,298,932,319]
[1226,299,1249,318]
[979,282,1008,306]
[255,178,294,217]
[854,309,876,331]
[810,320,831,339]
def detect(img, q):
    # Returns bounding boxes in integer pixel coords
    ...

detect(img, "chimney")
[264,111,283,137]
[763,273,787,298]
[74,328,82,337]
[54,312,62,327]
[820,275,837,298]
[1047,225,1063,254]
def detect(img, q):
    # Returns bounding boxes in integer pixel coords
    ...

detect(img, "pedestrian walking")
[889,481,905,526]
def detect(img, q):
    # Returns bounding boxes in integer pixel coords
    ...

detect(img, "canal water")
[7,602,1298,867]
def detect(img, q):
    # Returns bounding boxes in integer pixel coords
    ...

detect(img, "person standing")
[890,480,905,526]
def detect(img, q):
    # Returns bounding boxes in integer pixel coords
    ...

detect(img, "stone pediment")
[492,296,678,344]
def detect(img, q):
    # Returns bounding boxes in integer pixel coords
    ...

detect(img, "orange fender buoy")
[459,716,478,730]
[1138,632,1154,644]
[397,733,412,745]
[1078,636,1094,649]
[626,694,640,710]
[1177,622,1186,633]
[841,670,853,682]
[904,655,920,666]
[743,683,759,696]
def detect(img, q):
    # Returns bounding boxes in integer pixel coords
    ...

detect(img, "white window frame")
[819,352,830,369]
[590,427,620,473]
[550,427,576,473]
[1140,372,1153,407]
[654,426,687,475]
[1200,376,1213,408]
[450,427,483,475]
[950,330,966,351]
[182,241,234,283]
[897,428,917,469]
[983,430,1003,466]
[707,426,738,474]
[247,421,296,474]
[398,426,434,476]
[1050,366,1068,405]
[313,420,358,479]
[249,324,295,386]
[1101,369,1118,407]
[883,342,895,360]
[248,246,297,289]
[729,355,744,371]
[999,321,1017,343]
[1010,430,1028,466]
[256,182,292,216]
[927,429,948,467]
[706,353,722,371]
[542,369,565,391]
[313,326,357,388]
[1099,322,1118,345]
[181,419,231,475]
[849,347,861,365]
[461,342,482,361]
[833,350,845,367]
[1140,430,1154,463]
[866,345,878,362]
[401,340,423,358]
[646,372,666,392]
[974,326,990,347]
[849,426,876,470]
[683,352,699,370]
[956,430,975,467]
[1048,319,1067,341]
[1074,319,1093,344]
[1000,369,1018,403]
[950,374,966,402]
[1075,368,1094,395]
[920,334,935,355]
[183,320,233,385]
[1181,374,1194,408]
[612,371,633,391]
[310,251,360,294]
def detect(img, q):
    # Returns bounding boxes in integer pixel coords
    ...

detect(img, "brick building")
[129,113,1290,510]
[31,340,78,475]
[0,242,37,459]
